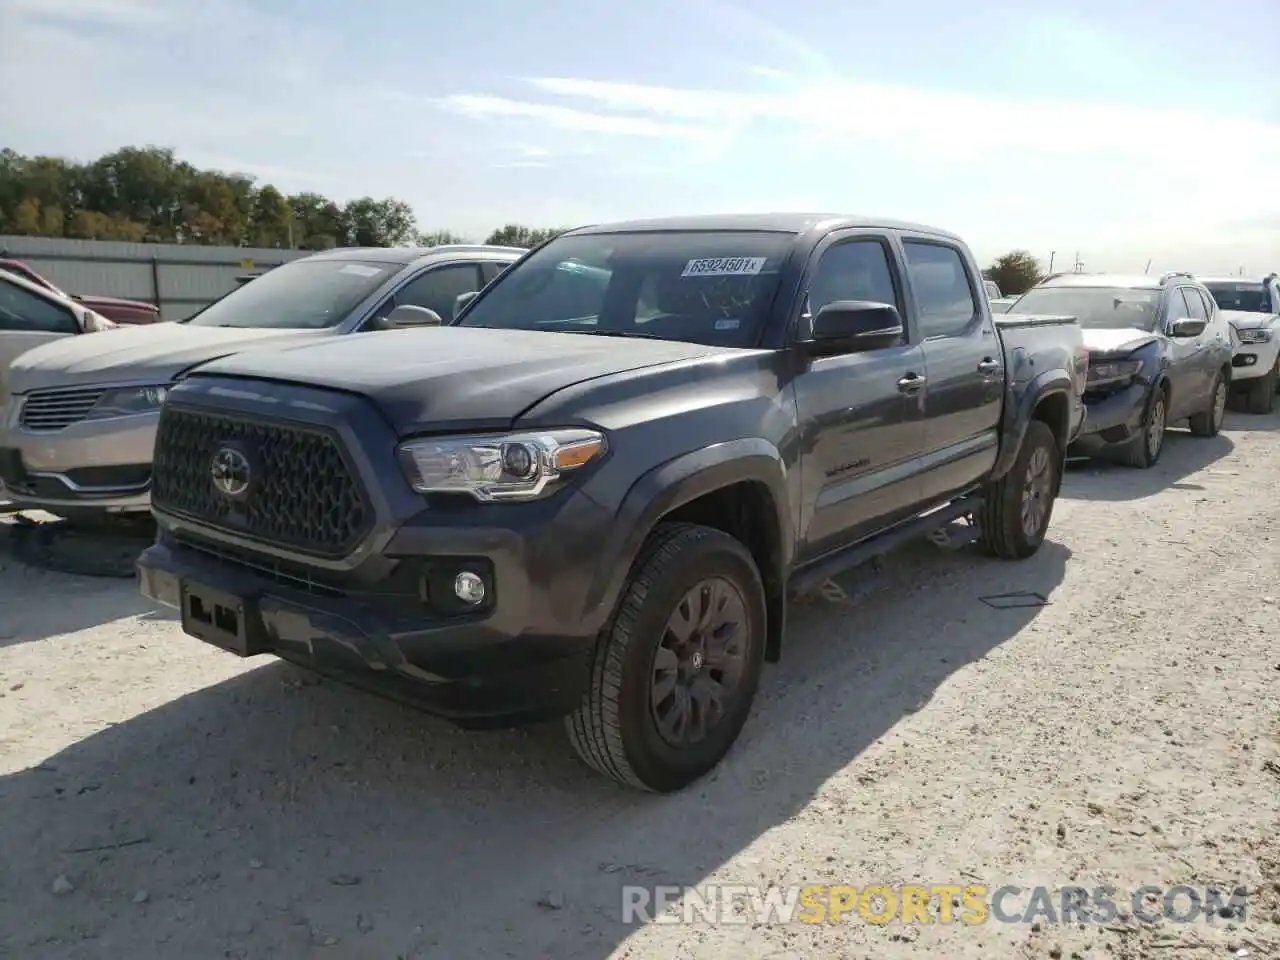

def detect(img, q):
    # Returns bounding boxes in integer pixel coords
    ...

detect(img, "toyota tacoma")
[137,213,1087,792]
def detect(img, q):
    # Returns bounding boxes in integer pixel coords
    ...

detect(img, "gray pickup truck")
[137,213,1087,792]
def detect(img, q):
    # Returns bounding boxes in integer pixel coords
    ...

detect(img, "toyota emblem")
[210,446,252,499]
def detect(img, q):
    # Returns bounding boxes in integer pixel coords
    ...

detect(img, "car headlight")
[86,384,170,420]
[1087,359,1143,386]
[1236,328,1273,344]
[396,428,607,502]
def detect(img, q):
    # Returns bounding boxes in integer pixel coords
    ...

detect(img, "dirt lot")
[1,412,1277,960]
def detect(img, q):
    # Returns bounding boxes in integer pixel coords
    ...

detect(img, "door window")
[1166,288,1193,323]
[804,239,901,331]
[0,277,80,333]
[394,264,484,323]
[902,241,978,338]
[1180,287,1207,322]
[481,261,513,284]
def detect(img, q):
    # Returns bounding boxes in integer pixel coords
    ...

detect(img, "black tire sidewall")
[1011,421,1058,551]
[615,533,766,791]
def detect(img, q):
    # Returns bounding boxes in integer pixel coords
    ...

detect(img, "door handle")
[977,358,1001,375]
[897,373,926,393]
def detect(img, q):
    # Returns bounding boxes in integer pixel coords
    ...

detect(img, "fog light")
[453,571,486,605]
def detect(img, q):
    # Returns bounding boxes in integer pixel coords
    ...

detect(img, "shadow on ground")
[0,532,1068,959]
[1063,429,1235,501]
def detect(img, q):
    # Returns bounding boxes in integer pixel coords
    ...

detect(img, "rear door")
[0,275,83,379]
[791,231,928,562]
[901,237,1004,504]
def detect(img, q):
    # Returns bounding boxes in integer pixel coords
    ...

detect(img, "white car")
[0,269,117,378]
[1201,274,1280,413]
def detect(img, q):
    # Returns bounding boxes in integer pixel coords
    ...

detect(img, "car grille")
[18,387,107,431]
[151,406,373,558]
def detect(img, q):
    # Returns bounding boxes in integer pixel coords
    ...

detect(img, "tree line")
[1,145,1047,292]
[0,146,569,251]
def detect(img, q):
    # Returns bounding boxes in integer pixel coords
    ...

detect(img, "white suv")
[1202,274,1280,413]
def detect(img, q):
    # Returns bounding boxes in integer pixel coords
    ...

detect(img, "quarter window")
[902,241,977,338]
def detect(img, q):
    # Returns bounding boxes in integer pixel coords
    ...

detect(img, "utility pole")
[1048,251,1056,273]
[1144,259,1152,274]
[1072,251,1084,273]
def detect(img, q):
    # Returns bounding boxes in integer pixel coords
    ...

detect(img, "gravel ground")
[0,411,1277,960]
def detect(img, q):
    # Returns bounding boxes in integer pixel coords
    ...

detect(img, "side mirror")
[1169,317,1206,338]
[455,290,479,316]
[805,300,904,355]
[385,304,443,328]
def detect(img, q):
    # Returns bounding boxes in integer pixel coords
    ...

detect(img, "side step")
[789,497,979,598]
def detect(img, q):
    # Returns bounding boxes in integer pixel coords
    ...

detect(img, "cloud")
[439,94,708,140]
[6,0,172,25]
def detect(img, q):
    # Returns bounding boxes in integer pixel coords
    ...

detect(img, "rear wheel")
[566,522,766,793]
[1190,372,1228,435]
[1244,361,1277,414]
[1118,387,1166,469]
[978,419,1059,560]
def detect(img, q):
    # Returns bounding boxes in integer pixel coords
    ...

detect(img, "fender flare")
[992,368,1075,481]
[582,438,794,631]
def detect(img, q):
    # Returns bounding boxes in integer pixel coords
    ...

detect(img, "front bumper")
[138,535,596,726]
[1229,336,1280,382]
[0,403,158,512]
[1069,380,1148,449]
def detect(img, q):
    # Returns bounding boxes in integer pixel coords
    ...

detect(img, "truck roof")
[566,213,964,241]
[300,244,527,265]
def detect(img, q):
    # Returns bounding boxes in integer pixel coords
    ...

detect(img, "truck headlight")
[1236,328,1273,344]
[86,384,170,420]
[396,428,606,501]
[1087,359,1144,387]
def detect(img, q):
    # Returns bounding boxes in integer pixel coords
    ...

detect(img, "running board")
[789,497,978,598]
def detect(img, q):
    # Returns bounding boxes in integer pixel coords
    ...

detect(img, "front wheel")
[1244,361,1277,415]
[1190,372,1229,435]
[978,419,1060,560]
[1118,387,1166,469]
[566,522,766,793]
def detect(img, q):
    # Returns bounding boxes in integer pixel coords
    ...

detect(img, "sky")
[0,0,1276,275]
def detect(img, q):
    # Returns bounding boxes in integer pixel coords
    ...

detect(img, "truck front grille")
[151,406,373,558]
[19,387,106,431]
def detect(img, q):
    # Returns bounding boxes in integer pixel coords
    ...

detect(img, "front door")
[792,233,927,563]
[0,276,82,382]
[1163,286,1207,420]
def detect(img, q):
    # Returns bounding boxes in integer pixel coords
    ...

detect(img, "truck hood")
[190,327,737,432]
[6,322,330,394]
[1220,309,1277,331]
[1079,327,1159,356]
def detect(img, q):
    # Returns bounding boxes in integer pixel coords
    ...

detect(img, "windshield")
[1010,285,1161,331]
[184,258,396,329]
[455,230,793,347]
[1203,282,1271,314]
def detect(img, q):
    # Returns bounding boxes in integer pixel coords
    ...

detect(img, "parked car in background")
[0,258,161,325]
[137,212,1086,792]
[1,269,117,382]
[1008,271,1233,468]
[1200,273,1280,413]
[989,295,1022,314]
[983,279,1003,299]
[0,244,525,521]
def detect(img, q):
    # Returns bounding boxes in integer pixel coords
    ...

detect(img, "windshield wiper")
[560,329,664,340]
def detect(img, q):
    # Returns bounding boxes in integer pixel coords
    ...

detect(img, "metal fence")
[0,235,312,321]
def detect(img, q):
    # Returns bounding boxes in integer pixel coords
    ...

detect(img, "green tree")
[986,250,1043,296]
[249,184,293,247]
[484,223,568,248]
[342,197,417,247]
[289,192,345,250]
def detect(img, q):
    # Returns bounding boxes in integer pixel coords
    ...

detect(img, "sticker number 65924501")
[681,257,768,278]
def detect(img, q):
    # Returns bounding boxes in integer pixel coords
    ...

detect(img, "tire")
[1190,371,1229,435]
[1244,361,1277,414]
[566,522,766,793]
[978,419,1060,560]
[1117,386,1167,469]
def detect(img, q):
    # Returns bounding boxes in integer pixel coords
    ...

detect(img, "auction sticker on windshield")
[682,257,768,278]
[339,264,385,278]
